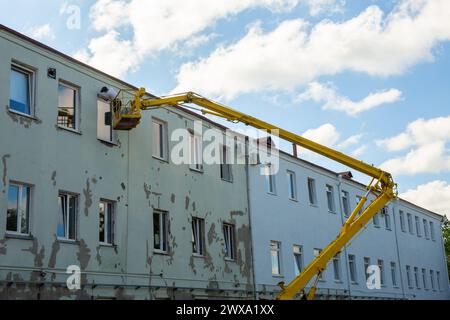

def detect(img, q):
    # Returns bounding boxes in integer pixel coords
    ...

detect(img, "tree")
[443,217,450,280]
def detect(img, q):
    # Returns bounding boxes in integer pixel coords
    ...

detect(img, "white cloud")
[351,145,367,157]
[304,0,345,16]
[338,134,363,149]
[378,115,450,175]
[174,0,450,100]
[296,82,402,116]
[302,123,340,147]
[400,180,450,218]
[79,0,299,77]
[27,24,55,41]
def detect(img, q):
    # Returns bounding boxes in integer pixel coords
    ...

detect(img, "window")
[333,254,341,281]
[192,218,205,255]
[378,259,385,286]
[293,245,303,276]
[9,64,34,115]
[423,219,429,239]
[264,164,276,194]
[287,171,297,200]
[326,185,335,212]
[348,254,357,283]
[390,262,397,287]
[341,190,350,217]
[99,200,115,245]
[97,99,114,142]
[382,208,391,230]
[307,178,317,205]
[356,195,363,215]
[406,266,412,288]
[422,268,427,289]
[270,241,282,276]
[220,145,233,182]
[430,221,435,241]
[414,267,420,289]
[407,213,414,234]
[58,82,78,130]
[189,132,203,171]
[373,213,380,227]
[364,257,371,280]
[430,270,435,290]
[415,216,421,237]
[437,271,441,290]
[223,223,235,260]
[153,210,168,252]
[152,118,168,160]
[57,193,78,240]
[399,210,406,232]
[313,249,323,280]
[6,183,31,235]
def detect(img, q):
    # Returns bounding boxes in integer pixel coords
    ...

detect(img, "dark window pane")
[99,202,105,243]
[58,84,76,129]
[107,203,114,244]
[153,213,161,250]
[68,196,77,239]
[7,185,19,232]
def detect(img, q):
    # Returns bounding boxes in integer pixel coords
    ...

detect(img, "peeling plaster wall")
[248,152,450,300]
[0,28,253,300]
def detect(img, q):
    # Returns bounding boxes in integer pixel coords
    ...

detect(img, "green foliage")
[443,217,450,280]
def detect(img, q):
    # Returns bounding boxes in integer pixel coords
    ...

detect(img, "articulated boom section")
[112,88,397,300]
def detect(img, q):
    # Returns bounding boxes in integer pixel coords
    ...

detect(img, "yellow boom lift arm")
[112,88,397,300]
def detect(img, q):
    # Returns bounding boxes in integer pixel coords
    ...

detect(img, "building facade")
[248,150,450,300]
[0,25,253,300]
[0,25,449,300]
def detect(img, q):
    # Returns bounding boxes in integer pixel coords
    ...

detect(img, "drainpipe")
[392,200,406,299]
[336,175,352,300]
[245,136,258,300]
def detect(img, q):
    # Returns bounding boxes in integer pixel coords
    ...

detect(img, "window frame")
[220,145,233,183]
[341,190,350,217]
[293,244,303,276]
[390,261,398,287]
[153,210,169,253]
[378,259,385,286]
[399,210,406,232]
[57,191,79,241]
[192,217,205,256]
[407,213,414,234]
[415,216,421,237]
[152,118,168,161]
[406,265,412,288]
[325,184,335,213]
[333,254,341,282]
[57,80,80,131]
[9,62,35,117]
[364,257,371,281]
[264,164,276,195]
[414,266,420,289]
[430,221,435,241]
[6,182,32,236]
[348,254,357,284]
[223,223,236,260]
[189,131,203,172]
[307,178,317,206]
[99,199,116,246]
[270,240,282,276]
[313,248,324,280]
[286,170,297,200]
[423,219,429,239]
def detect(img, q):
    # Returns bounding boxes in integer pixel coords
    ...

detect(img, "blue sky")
[1,0,450,217]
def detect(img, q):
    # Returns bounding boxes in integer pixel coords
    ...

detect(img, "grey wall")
[0,27,253,300]
[248,152,450,300]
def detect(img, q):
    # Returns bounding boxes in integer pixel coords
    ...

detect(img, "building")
[248,149,450,300]
[0,24,253,300]
[0,24,449,300]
